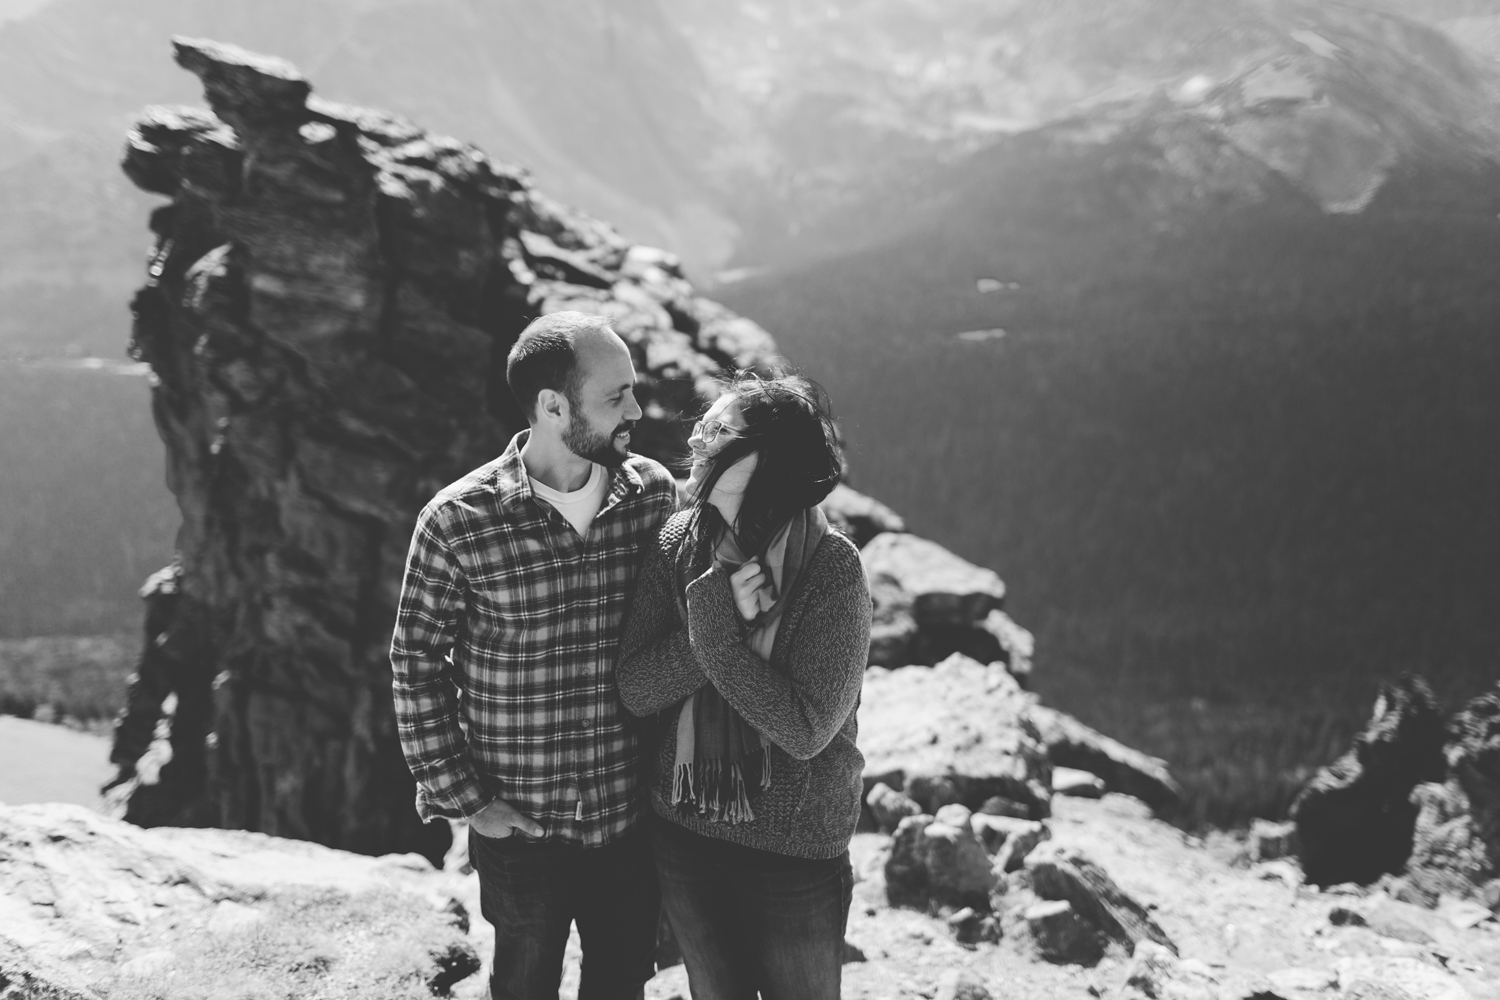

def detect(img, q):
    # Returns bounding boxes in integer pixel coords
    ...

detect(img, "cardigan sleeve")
[616,521,709,716]
[683,536,871,761]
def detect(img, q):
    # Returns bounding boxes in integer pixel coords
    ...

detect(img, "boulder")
[861,533,1006,626]
[1291,676,1446,886]
[860,655,1052,819]
[1025,842,1177,955]
[886,815,937,909]
[866,781,923,834]
[1027,704,1183,813]
[922,819,999,911]
[1024,899,1104,965]
[0,803,479,997]
[884,813,997,912]
[862,533,1016,668]
[820,484,906,549]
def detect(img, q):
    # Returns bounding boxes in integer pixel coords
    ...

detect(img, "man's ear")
[535,387,568,425]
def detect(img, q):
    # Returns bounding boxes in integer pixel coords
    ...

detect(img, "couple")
[390,311,872,1000]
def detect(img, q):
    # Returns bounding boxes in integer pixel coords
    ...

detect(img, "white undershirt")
[529,463,608,538]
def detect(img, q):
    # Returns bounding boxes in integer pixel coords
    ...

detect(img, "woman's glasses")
[691,417,745,449]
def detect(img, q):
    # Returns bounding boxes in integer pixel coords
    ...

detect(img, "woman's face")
[685,395,758,516]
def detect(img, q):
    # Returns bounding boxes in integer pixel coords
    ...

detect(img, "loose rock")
[1026,899,1104,965]
[933,968,994,1000]
[1267,967,1338,992]
[1026,842,1177,955]
[1054,767,1107,798]
[1123,941,1215,1000]
[970,814,1050,873]
[1334,956,1470,1000]
[1028,704,1183,813]
[866,781,923,834]
[884,813,997,912]
[995,820,1051,874]
[979,795,1034,819]
[1249,819,1299,863]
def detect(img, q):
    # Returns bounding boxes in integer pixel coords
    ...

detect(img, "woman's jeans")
[651,816,854,1000]
[469,824,659,1000]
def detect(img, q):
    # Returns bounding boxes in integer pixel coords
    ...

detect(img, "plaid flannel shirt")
[391,431,676,846]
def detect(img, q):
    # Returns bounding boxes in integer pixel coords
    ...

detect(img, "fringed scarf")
[671,505,829,823]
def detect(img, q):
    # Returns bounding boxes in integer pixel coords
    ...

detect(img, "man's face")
[563,331,642,468]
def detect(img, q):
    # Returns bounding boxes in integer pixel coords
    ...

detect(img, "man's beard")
[564,409,633,468]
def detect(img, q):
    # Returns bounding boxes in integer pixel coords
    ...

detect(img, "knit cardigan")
[616,510,873,859]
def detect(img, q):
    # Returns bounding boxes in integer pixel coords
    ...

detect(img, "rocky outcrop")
[0,803,479,997]
[1394,683,1500,906]
[1291,676,1446,886]
[860,654,1052,820]
[112,38,780,858]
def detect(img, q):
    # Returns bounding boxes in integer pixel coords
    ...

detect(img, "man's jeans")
[469,825,659,1000]
[651,816,854,1000]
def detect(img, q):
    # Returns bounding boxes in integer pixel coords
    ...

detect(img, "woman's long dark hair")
[685,371,844,558]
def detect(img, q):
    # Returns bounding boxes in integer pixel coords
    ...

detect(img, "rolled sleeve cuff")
[414,765,494,823]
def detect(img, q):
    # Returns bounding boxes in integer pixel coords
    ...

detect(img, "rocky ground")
[8,792,1499,1000]
[831,794,1500,1000]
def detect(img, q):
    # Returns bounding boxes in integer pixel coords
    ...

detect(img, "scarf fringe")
[672,751,772,824]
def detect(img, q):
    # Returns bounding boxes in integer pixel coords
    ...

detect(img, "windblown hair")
[505,311,613,420]
[687,371,844,557]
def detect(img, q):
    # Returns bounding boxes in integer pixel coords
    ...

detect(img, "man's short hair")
[506,312,613,420]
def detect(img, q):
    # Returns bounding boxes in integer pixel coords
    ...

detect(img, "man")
[391,311,677,999]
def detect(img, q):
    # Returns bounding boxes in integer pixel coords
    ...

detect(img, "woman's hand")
[729,559,775,622]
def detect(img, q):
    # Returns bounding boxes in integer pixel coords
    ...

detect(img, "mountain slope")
[716,33,1500,822]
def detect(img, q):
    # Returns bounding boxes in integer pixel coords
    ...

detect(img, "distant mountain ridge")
[662,0,1500,265]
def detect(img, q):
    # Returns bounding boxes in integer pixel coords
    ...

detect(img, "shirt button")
[580,718,594,730]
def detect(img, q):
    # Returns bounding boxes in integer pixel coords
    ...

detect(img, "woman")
[617,372,872,1000]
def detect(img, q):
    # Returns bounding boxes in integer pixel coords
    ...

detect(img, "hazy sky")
[0,0,50,25]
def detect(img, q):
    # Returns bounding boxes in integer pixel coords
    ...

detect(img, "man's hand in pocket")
[470,798,545,839]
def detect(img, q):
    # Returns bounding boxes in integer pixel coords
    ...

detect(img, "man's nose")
[624,393,644,422]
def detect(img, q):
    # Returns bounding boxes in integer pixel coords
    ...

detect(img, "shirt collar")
[493,429,645,511]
